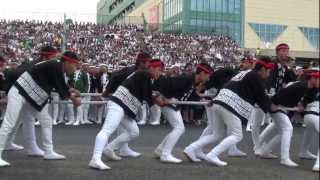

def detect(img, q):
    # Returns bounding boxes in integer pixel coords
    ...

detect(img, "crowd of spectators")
[0,19,243,69]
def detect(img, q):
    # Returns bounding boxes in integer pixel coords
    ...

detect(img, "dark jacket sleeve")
[247,73,272,113]
[2,67,28,93]
[205,68,236,90]
[103,67,135,97]
[122,70,153,106]
[0,73,6,92]
[267,65,278,91]
[152,75,170,97]
[301,88,318,107]
[284,69,297,84]
[96,73,103,93]
[154,75,194,99]
[103,72,122,96]
[53,66,70,100]
[83,72,89,93]
[140,73,153,106]
[271,81,307,107]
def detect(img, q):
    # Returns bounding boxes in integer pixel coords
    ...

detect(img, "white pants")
[0,102,6,120]
[76,96,91,123]
[156,106,185,156]
[59,100,74,123]
[199,105,224,140]
[116,103,148,150]
[23,104,54,153]
[137,103,148,123]
[5,103,54,153]
[88,102,97,121]
[97,99,106,123]
[301,114,319,163]
[50,92,59,122]
[150,105,161,124]
[251,107,266,148]
[92,101,139,160]
[206,105,243,157]
[82,96,91,122]
[0,87,54,158]
[187,106,225,150]
[189,105,242,154]
[259,112,293,160]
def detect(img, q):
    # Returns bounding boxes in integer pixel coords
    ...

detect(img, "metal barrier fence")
[0,91,298,111]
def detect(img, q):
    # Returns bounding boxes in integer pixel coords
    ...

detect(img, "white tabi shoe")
[119,147,141,158]
[44,152,66,160]
[89,159,111,170]
[228,147,248,157]
[205,154,228,167]
[150,121,160,126]
[5,143,24,151]
[183,147,201,162]
[299,151,317,160]
[83,120,93,124]
[137,121,146,125]
[260,153,278,159]
[195,149,207,160]
[160,154,182,164]
[312,164,319,172]
[154,148,162,159]
[280,159,299,168]
[73,121,80,126]
[65,121,75,126]
[27,147,44,157]
[0,159,10,167]
[103,147,122,161]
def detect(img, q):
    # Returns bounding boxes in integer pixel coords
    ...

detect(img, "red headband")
[309,72,320,78]
[255,60,275,69]
[0,61,6,67]
[149,61,163,68]
[0,58,6,64]
[62,55,80,64]
[243,59,254,64]
[197,64,213,75]
[41,51,58,55]
[276,44,289,52]
[138,57,151,62]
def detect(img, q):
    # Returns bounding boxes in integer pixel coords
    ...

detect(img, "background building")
[97,0,319,61]
[161,0,244,45]
[97,0,147,24]
[244,0,319,62]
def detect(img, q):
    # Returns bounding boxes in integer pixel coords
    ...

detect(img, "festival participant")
[257,69,320,168]
[184,56,276,166]
[89,59,165,170]
[153,63,213,163]
[0,51,82,167]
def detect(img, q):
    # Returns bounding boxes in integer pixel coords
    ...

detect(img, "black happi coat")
[89,74,99,93]
[103,66,137,97]
[267,58,297,92]
[153,74,198,110]
[13,60,70,111]
[271,81,319,115]
[109,70,153,118]
[303,88,319,116]
[1,59,43,93]
[204,68,237,95]
[213,70,272,122]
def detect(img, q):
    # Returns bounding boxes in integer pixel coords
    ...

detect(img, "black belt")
[304,111,320,116]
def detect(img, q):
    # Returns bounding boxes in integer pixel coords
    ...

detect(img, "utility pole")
[62,13,67,51]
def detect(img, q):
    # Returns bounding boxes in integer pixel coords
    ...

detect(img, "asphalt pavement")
[0,124,318,180]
